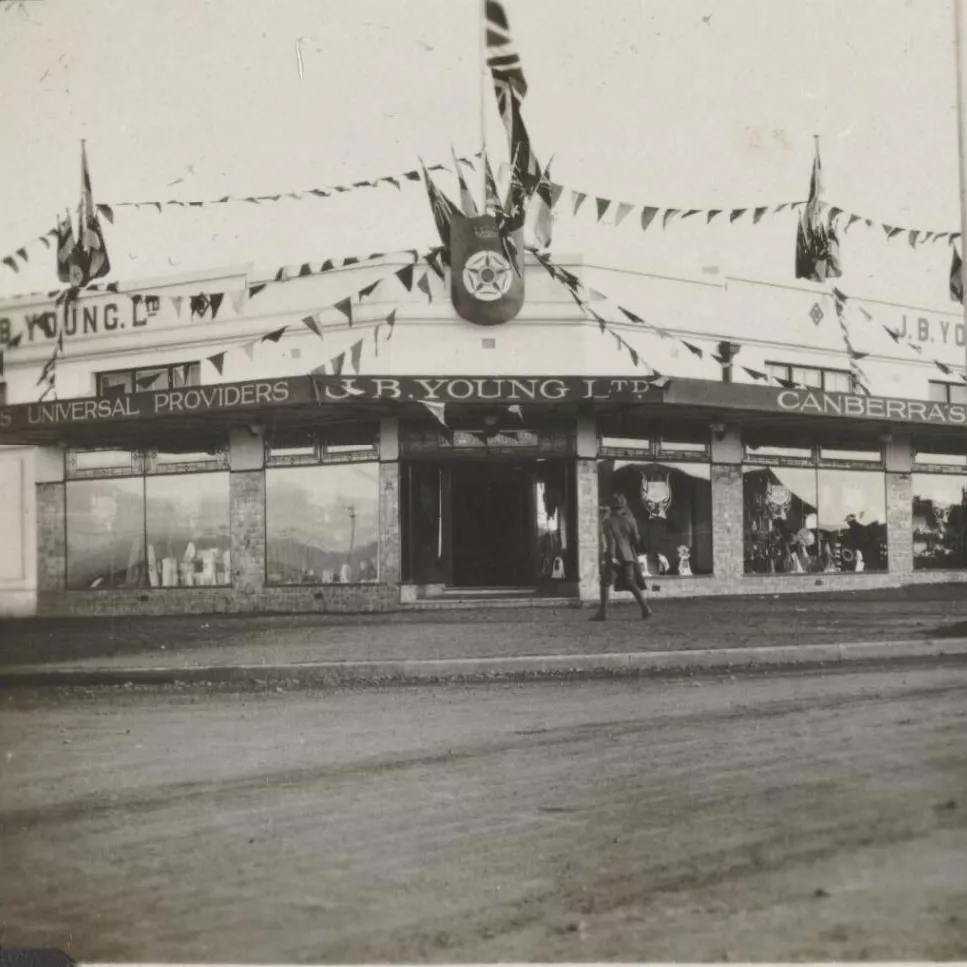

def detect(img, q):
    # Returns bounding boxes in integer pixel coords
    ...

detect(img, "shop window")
[743,466,888,574]
[96,362,200,397]
[67,477,147,589]
[928,381,967,404]
[266,463,380,585]
[65,440,229,590]
[913,474,967,569]
[145,474,231,587]
[597,459,713,577]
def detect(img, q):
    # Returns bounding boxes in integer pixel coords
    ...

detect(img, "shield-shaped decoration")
[765,483,792,520]
[640,470,672,519]
[450,211,524,326]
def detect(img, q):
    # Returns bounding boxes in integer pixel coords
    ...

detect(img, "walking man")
[591,492,653,621]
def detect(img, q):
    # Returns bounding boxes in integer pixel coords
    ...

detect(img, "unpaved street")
[2,664,966,962]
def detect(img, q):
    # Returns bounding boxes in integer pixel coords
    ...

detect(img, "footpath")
[1,585,967,687]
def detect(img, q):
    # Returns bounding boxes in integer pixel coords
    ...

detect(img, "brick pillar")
[884,434,913,576]
[36,482,66,592]
[886,472,913,576]
[576,459,600,602]
[379,417,401,587]
[230,471,265,594]
[710,426,745,581]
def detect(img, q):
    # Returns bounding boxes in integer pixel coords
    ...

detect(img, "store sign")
[775,389,967,426]
[0,375,666,436]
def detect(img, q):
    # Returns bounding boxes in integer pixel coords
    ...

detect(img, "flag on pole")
[421,160,460,261]
[486,0,546,244]
[67,142,111,286]
[525,155,555,249]
[55,209,75,283]
[452,146,478,216]
[795,139,842,282]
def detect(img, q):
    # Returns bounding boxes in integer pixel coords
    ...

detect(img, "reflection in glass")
[67,478,146,589]
[534,461,570,581]
[743,467,818,574]
[819,447,881,463]
[817,470,888,572]
[266,464,380,584]
[598,460,712,576]
[913,474,967,569]
[145,473,231,587]
[71,449,139,474]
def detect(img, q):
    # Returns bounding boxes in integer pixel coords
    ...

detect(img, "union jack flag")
[421,161,460,260]
[486,0,526,99]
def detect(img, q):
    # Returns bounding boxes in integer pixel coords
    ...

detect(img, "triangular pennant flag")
[730,209,747,223]
[827,206,843,226]
[507,404,524,420]
[641,206,659,232]
[572,192,587,215]
[884,325,902,343]
[302,314,323,338]
[334,297,353,323]
[385,308,397,339]
[230,288,246,315]
[752,207,768,224]
[96,204,114,224]
[618,305,644,324]
[350,338,364,374]
[776,377,798,389]
[208,352,226,375]
[2,256,18,272]
[170,296,184,318]
[662,209,681,228]
[908,230,919,248]
[775,203,790,213]
[846,214,861,232]
[595,197,611,221]
[403,170,421,181]
[330,351,346,376]
[549,182,565,209]
[923,232,935,243]
[887,226,903,239]
[248,283,267,298]
[16,247,28,263]
[742,366,768,381]
[681,209,701,220]
[397,263,415,291]
[425,248,446,280]
[261,326,286,343]
[242,342,256,361]
[935,359,953,375]
[707,210,722,223]
[358,280,380,301]
[588,288,607,301]
[416,272,432,301]
[209,292,225,320]
[8,333,22,349]
[419,399,447,427]
[614,202,634,227]
[681,340,704,358]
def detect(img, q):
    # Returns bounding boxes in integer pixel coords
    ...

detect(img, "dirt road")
[2,664,966,962]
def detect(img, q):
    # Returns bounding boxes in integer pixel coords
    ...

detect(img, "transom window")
[97,362,201,397]
[765,362,853,393]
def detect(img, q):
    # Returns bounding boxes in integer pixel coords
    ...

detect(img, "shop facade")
[1,256,966,616]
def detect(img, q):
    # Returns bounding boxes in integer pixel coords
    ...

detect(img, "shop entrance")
[402,459,575,593]
[450,463,531,587]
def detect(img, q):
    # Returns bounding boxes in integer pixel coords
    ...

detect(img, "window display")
[913,474,967,570]
[145,473,231,586]
[743,467,888,573]
[266,463,380,585]
[66,478,146,589]
[597,460,712,576]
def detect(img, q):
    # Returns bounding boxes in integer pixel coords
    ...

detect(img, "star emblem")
[462,250,513,302]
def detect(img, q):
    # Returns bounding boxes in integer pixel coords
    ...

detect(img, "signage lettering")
[776,389,967,426]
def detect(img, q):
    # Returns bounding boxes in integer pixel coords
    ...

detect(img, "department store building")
[0,253,965,616]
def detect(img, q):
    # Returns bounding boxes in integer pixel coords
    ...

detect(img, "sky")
[0,0,963,308]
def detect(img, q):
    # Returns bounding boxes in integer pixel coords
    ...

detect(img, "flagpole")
[479,0,488,210]
[955,0,967,401]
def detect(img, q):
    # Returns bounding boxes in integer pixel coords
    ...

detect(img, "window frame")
[927,380,967,405]
[95,362,201,397]
[764,361,855,393]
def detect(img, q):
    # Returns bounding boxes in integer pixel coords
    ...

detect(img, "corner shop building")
[1,254,966,616]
